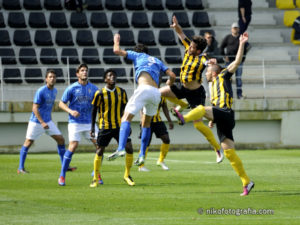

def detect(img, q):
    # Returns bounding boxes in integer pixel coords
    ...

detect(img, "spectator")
[203,31,222,63]
[238,0,252,35]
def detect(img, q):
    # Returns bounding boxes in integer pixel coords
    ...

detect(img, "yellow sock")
[158,143,169,163]
[139,147,149,168]
[183,105,205,123]
[224,149,250,186]
[194,121,220,151]
[124,153,133,177]
[165,97,189,109]
[93,154,102,180]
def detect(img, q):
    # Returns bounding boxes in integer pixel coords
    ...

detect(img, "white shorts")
[125,85,161,116]
[68,123,98,142]
[26,121,61,140]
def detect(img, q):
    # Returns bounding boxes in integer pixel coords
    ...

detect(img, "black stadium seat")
[35,30,53,46]
[8,12,26,28]
[68,68,77,83]
[192,12,211,27]
[126,0,144,10]
[23,0,42,10]
[105,0,123,10]
[145,0,163,10]
[40,48,59,64]
[131,12,149,28]
[3,68,22,84]
[3,0,21,10]
[138,30,156,46]
[13,30,32,46]
[61,48,80,64]
[114,68,128,83]
[166,0,184,10]
[152,12,169,28]
[76,30,94,46]
[29,12,47,28]
[182,29,195,40]
[24,68,43,83]
[186,0,204,10]
[97,30,113,46]
[49,12,68,28]
[111,12,129,28]
[119,30,135,46]
[148,48,161,60]
[86,0,103,10]
[173,12,190,28]
[89,68,105,83]
[82,48,100,64]
[48,68,65,83]
[19,48,38,64]
[44,0,62,10]
[70,12,89,28]
[0,12,5,28]
[91,12,109,28]
[55,30,74,46]
[159,30,176,45]
[0,30,11,46]
[103,48,121,64]
[0,48,17,64]
[165,48,182,64]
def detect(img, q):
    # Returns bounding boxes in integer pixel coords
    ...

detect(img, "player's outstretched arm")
[113,33,127,57]
[170,15,186,42]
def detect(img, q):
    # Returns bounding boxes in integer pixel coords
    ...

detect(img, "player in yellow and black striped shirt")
[172,33,254,196]
[90,69,135,187]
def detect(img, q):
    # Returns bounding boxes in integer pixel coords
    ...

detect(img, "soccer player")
[107,33,176,166]
[17,70,76,174]
[90,69,135,187]
[138,95,173,172]
[58,64,98,186]
[172,32,255,196]
[159,15,223,163]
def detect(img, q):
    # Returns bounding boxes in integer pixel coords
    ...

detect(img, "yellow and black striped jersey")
[180,37,208,84]
[92,86,127,129]
[152,97,166,123]
[211,69,234,109]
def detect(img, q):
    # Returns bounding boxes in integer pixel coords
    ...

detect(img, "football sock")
[139,147,149,168]
[183,105,205,123]
[18,146,29,170]
[158,143,170,163]
[224,149,250,186]
[140,127,151,157]
[60,150,73,178]
[124,153,133,178]
[117,121,131,151]
[165,97,189,109]
[57,145,66,164]
[93,154,102,180]
[194,121,220,151]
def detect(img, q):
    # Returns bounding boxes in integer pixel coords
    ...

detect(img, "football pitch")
[0,150,299,225]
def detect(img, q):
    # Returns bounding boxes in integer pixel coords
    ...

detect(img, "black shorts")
[212,107,235,142]
[139,122,168,146]
[170,83,206,108]
[97,128,131,147]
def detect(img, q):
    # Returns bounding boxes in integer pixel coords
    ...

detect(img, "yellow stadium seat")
[296,0,300,8]
[298,49,300,61]
[276,0,295,9]
[291,29,300,44]
[284,10,300,27]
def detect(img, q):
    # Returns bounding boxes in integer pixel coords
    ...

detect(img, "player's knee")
[125,142,133,154]
[161,135,170,144]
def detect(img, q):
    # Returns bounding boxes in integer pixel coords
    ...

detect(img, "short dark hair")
[134,43,148,54]
[104,69,117,80]
[76,63,88,73]
[46,69,56,78]
[192,35,207,52]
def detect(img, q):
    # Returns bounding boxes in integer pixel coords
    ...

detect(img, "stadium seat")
[111,12,129,28]
[159,30,177,45]
[82,48,100,64]
[105,0,123,10]
[55,30,74,46]
[200,29,216,36]
[276,0,295,9]
[24,68,43,83]
[182,29,195,40]
[0,30,11,46]
[8,12,26,28]
[283,11,300,27]
[48,68,65,83]
[148,48,161,59]
[34,30,53,46]
[119,30,135,46]
[91,12,109,28]
[49,12,68,28]
[23,0,42,10]
[192,12,211,27]
[86,0,103,10]
[114,68,128,83]
[173,12,190,27]
[61,48,80,64]
[13,30,32,46]
[3,68,22,84]
[165,48,182,64]
[131,12,149,28]
[186,0,204,10]
[68,68,78,83]
[152,12,169,28]
[19,48,38,64]
[89,68,105,83]
[103,48,122,64]
[29,12,47,28]
[166,0,184,10]
[299,48,300,61]
[76,30,94,46]
[145,0,163,10]
[126,0,144,10]
[40,48,59,64]
[97,30,113,46]
[70,12,89,28]
[3,0,21,10]
[0,48,16,64]
[172,68,181,82]
[138,30,156,46]
[0,13,5,28]
[296,0,300,8]
[44,0,62,10]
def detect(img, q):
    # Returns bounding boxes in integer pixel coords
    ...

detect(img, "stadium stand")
[185,0,204,10]
[49,12,68,28]
[276,0,296,9]
[82,48,101,64]
[29,12,47,28]
[111,12,129,28]
[86,0,103,10]
[0,48,16,64]
[89,68,104,83]
[138,30,156,46]
[23,0,42,10]
[76,30,94,46]
[0,30,11,46]
[103,48,121,64]
[166,0,184,10]
[283,11,300,27]
[105,0,123,10]
[44,0,62,10]
[90,12,109,28]
[97,30,113,46]
[24,68,43,83]
[19,48,38,65]
[35,30,53,46]
[40,48,59,64]
[8,12,26,28]
[131,12,149,28]
[3,0,21,10]
[61,48,80,64]
[291,17,300,44]
[0,12,5,27]
[13,30,32,46]
[119,30,136,46]
[296,0,300,8]
[3,68,22,84]
[152,12,169,28]
[126,0,144,10]
[145,0,163,10]
[70,12,89,28]
[158,30,177,45]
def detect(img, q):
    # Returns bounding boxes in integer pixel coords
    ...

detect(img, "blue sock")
[60,150,73,178]
[18,146,29,170]
[57,145,66,164]
[140,127,151,157]
[117,121,131,151]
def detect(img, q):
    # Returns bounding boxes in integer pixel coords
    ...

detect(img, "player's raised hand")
[114,33,120,43]
[170,15,178,29]
[239,32,249,44]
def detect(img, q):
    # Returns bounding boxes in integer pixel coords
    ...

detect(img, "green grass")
[0,150,300,225]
